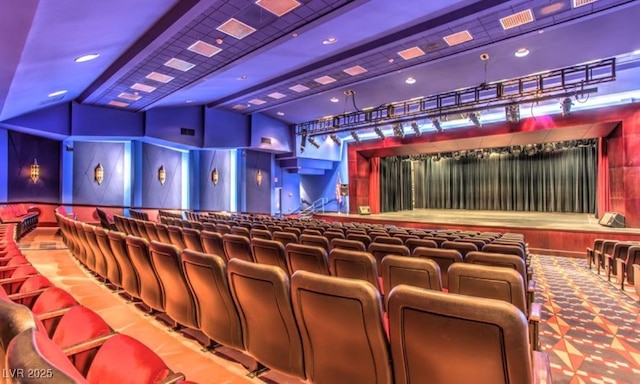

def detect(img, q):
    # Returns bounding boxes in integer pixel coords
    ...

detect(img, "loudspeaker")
[340,184,349,196]
[598,212,625,228]
[358,205,371,215]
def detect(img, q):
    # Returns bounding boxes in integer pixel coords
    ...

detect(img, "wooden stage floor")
[315,209,640,257]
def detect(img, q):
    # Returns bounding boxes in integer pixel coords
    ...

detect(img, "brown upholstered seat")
[387,286,551,384]
[135,220,149,240]
[412,247,462,289]
[483,243,526,260]
[346,233,372,248]
[367,243,410,276]
[290,271,392,384]
[222,234,254,262]
[249,228,272,240]
[200,230,226,260]
[442,240,478,258]
[272,231,298,247]
[323,231,345,243]
[94,227,122,289]
[149,241,198,329]
[108,231,141,300]
[143,221,160,242]
[181,227,204,253]
[167,225,186,250]
[405,238,438,253]
[328,249,380,291]
[216,223,232,235]
[374,236,404,245]
[125,236,164,312]
[302,228,322,236]
[285,243,330,276]
[587,238,606,270]
[227,259,305,380]
[381,255,442,296]
[82,224,103,276]
[231,226,250,238]
[618,245,640,290]
[299,234,330,252]
[606,242,635,282]
[181,250,243,350]
[330,238,367,252]
[251,238,288,274]
[155,223,172,244]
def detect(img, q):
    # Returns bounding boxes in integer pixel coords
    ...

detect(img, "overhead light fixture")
[561,97,573,116]
[374,126,385,139]
[392,123,405,138]
[431,118,442,133]
[74,53,100,63]
[329,134,341,145]
[511,145,523,156]
[277,111,285,116]
[94,163,104,185]
[411,121,421,136]
[505,105,520,123]
[308,137,320,148]
[515,48,530,58]
[405,77,417,85]
[350,131,361,143]
[468,112,481,127]
[158,165,166,185]
[30,159,40,183]
[322,37,337,45]
[300,131,307,152]
[48,90,68,98]
[211,168,219,186]
[330,97,339,103]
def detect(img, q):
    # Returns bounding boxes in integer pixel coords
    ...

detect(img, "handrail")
[299,197,328,217]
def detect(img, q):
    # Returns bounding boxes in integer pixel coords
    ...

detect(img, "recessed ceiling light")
[268,92,287,99]
[540,2,566,15]
[232,104,248,110]
[146,72,174,83]
[238,75,248,80]
[131,83,157,93]
[118,92,141,101]
[499,9,534,30]
[289,84,310,93]
[443,30,473,46]
[388,58,395,63]
[405,77,416,85]
[74,53,100,63]
[48,90,67,97]
[164,58,195,72]
[573,0,599,8]
[343,65,367,76]
[515,48,530,58]
[249,98,267,105]
[188,40,222,57]
[322,37,337,45]
[330,97,339,103]
[315,75,336,85]
[108,100,129,108]
[632,49,640,55]
[217,18,256,40]
[398,46,425,60]
[186,100,194,103]
[256,0,301,17]
[277,111,285,116]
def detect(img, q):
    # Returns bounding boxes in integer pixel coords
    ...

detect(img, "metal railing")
[299,197,327,217]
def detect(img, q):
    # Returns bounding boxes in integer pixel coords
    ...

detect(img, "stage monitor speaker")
[340,184,349,196]
[358,205,371,215]
[598,212,625,228]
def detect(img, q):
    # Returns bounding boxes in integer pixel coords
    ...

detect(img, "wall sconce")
[94,163,104,185]
[211,168,219,186]
[158,165,166,185]
[30,159,40,183]
[256,169,263,187]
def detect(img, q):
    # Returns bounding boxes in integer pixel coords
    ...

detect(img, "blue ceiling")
[1,0,639,126]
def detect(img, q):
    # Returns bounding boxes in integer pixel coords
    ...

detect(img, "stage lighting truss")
[329,133,341,145]
[350,131,361,143]
[468,112,481,127]
[295,58,615,137]
[392,123,405,138]
[307,136,320,148]
[431,118,442,133]
[505,104,520,123]
[411,121,422,136]
[374,126,385,139]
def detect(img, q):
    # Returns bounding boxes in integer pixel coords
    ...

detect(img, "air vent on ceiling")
[180,128,196,136]
[164,58,196,72]
[343,65,367,76]
[573,0,598,8]
[261,137,272,144]
[397,46,425,60]
[146,72,174,83]
[255,0,301,17]
[289,84,310,93]
[443,30,473,46]
[268,92,287,99]
[424,42,442,52]
[131,83,157,93]
[314,75,336,85]
[188,40,222,57]
[217,18,256,40]
[499,9,534,30]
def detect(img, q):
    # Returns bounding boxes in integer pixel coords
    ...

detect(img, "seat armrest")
[0,264,31,272]
[157,372,187,384]
[0,275,35,287]
[529,302,542,323]
[532,351,553,384]
[8,288,47,303]
[62,332,117,356]
[527,279,536,293]
[36,307,73,321]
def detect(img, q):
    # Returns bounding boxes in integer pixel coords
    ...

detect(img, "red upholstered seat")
[15,275,53,308]
[31,287,79,336]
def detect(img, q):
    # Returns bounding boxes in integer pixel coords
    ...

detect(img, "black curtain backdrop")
[409,145,597,213]
[380,157,413,212]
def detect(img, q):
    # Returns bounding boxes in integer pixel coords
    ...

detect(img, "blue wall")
[141,142,183,209]
[2,103,71,138]
[244,150,272,214]
[204,109,250,148]
[72,141,125,206]
[72,102,144,137]
[146,106,203,147]
[199,149,233,211]
[250,113,292,153]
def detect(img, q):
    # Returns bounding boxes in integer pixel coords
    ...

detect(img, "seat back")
[625,245,640,284]
[374,236,404,245]
[108,231,140,299]
[0,298,36,375]
[251,238,288,274]
[299,234,330,252]
[442,241,478,258]
[448,263,527,314]
[149,241,198,329]
[412,247,462,289]
[231,226,250,238]
[227,259,305,379]
[328,249,380,291]
[250,228,272,240]
[387,286,532,384]
[367,243,410,275]
[181,250,243,350]
[465,251,528,284]
[483,243,525,260]
[143,221,160,242]
[200,230,226,260]
[381,255,442,295]
[346,233,372,248]
[84,224,107,277]
[330,238,367,252]
[154,223,172,243]
[222,234,254,262]
[405,238,438,253]
[272,231,298,247]
[135,220,149,240]
[125,236,164,312]
[167,225,186,250]
[30,287,78,337]
[216,223,232,235]
[181,227,204,253]
[285,243,330,276]
[291,271,392,384]
[94,227,122,288]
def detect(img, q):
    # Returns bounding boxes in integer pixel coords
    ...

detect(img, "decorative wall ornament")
[256,169,263,186]
[212,168,219,186]
[94,163,104,185]
[158,165,166,185]
[30,159,40,183]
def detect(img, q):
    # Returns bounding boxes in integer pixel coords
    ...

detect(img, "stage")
[315,209,640,257]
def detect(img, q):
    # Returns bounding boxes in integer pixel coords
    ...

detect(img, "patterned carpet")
[533,255,640,384]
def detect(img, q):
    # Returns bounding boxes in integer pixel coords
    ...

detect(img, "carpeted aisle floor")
[533,255,640,384]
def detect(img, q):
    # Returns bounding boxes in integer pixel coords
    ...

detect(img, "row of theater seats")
[57,212,552,384]
[587,238,640,293]
[0,223,198,384]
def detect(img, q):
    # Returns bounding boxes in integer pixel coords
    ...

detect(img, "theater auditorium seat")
[387,286,552,384]
[94,227,122,290]
[250,238,288,275]
[272,231,298,247]
[155,223,172,244]
[125,236,165,313]
[291,271,392,384]
[373,236,404,246]
[330,238,367,252]
[108,231,141,301]
[346,233,372,249]
[328,249,381,292]
[412,247,463,290]
[0,297,37,373]
[299,234,330,252]
[442,240,478,258]
[181,227,204,253]
[30,287,79,336]
[381,255,442,297]
[200,231,226,261]
[618,245,640,290]
[144,221,160,242]
[167,225,187,250]
[367,243,410,276]
[222,234,254,262]
[285,243,330,276]
[227,259,305,380]
[249,228,272,241]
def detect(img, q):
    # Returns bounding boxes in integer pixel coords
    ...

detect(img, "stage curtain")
[369,157,381,214]
[596,137,611,218]
[413,145,597,213]
[380,157,413,212]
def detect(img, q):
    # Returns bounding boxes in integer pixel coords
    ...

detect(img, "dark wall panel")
[142,143,182,209]
[72,141,125,206]
[204,109,250,148]
[245,150,271,214]
[72,102,144,137]
[146,106,203,147]
[199,150,232,211]
[7,131,60,203]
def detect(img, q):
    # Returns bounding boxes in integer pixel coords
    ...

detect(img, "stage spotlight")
[468,112,481,127]
[475,149,485,159]
[543,142,555,153]
[392,123,405,138]
[505,104,520,123]
[525,144,537,156]
[374,126,385,139]
[431,118,442,133]
[510,145,523,156]
[308,136,320,149]
[561,97,573,116]
[350,131,361,144]
[329,134,341,145]
[411,121,421,136]
[300,131,307,152]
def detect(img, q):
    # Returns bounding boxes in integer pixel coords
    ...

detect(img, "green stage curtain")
[413,145,597,213]
[380,157,413,212]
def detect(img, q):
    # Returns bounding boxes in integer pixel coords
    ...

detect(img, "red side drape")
[369,157,381,214]
[596,137,610,218]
